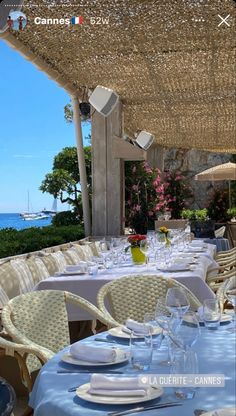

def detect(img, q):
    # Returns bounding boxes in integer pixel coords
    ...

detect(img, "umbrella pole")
[229,181,231,209]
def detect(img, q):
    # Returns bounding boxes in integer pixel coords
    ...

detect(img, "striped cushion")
[62,250,75,265]
[63,248,81,264]
[51,251,67,272]
[0,263,21,299]
[0,287,9,309]
[81,245,93,260]
[26,257,50,285]
[40,254,59,276]
[71,244,86,261]
[10,259,34,293]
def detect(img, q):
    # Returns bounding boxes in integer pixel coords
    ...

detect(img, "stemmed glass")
[155,298,176,366]
[166,287,190,319]
[170,312,200,399]
[139,239,150,267]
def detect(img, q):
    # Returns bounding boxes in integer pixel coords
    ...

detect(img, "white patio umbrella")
[194,162,236,208]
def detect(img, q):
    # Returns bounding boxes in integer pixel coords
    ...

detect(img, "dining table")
[29,323,236,416]
[35,243,218,321]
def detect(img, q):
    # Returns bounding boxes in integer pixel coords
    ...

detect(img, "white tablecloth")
[36,244,217,321]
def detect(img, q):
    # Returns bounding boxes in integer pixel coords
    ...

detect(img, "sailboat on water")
[20,192,52,221]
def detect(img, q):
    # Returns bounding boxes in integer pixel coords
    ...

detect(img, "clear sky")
[0,41,91,213]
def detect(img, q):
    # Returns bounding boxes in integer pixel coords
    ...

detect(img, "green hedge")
[0,225,84,259]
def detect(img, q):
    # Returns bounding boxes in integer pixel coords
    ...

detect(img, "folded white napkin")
[65,262,88,273]
[167,263,190,271]
[190,240,205,246]
[70,343,117,363]
[123,319,150,335]
[89,374,147,397]
[175,257,195,264]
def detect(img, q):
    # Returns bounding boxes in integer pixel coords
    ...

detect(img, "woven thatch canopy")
[1,0,236,152]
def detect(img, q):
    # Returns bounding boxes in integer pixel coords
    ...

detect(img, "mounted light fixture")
[135,130,154,150]
[122,131,154,150]
[89,85,119,117]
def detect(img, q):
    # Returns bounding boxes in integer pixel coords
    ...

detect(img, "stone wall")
[163,149,231,209]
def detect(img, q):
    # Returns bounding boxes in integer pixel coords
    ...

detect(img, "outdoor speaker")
[135,131,154,150]
[0,0,24,33]
[89,86,119,117]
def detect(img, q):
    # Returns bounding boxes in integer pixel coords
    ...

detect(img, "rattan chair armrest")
[0,335,50,363]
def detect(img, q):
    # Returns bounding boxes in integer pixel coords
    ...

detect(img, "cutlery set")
[107,401,182,415]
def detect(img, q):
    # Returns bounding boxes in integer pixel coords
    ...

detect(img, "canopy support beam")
[91,101,124,236]
[71,96,91,236]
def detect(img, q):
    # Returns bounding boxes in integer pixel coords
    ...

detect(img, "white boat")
[22,212,50,221]
[20,191,50,220]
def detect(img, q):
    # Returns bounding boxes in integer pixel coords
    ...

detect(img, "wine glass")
[139,240,149,266]
[166,287,190,318]
[173,312,201,351]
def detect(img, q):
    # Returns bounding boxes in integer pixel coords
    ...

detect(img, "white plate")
[203,408,235,416]
[55,271,86,276]
[157,266,190,272]
[61,348,128,366]
[108,326,162,339]
[76,382,164,405]
[184,314,232,325]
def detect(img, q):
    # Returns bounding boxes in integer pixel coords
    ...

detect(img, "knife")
[57,370,124,374]
[94,338,117,344]
[107,402,182,416]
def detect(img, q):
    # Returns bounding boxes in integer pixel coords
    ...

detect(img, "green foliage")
[52,211,81,227]
[181,209,209,221]
[227,207,236,218]
[40,146,91,214]
[64,102,73,123]
[64,102,91,123]
[207,189,229,222]
[0,225,84,259]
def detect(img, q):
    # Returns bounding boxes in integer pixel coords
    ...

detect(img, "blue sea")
[0,213,52,230]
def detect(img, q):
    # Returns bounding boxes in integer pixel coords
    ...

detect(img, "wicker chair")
[1,290,116,374]
[216,247,236,260]
[216,275,236,313]
[0,335,48,392]
[97,275,201,326]
[207,268,236,292]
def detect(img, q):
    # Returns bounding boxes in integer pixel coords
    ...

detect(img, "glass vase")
[131,247,146,264]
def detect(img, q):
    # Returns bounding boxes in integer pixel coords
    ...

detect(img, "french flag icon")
[71,16,83,25]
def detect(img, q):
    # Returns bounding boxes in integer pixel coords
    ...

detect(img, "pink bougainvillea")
[125,162,193,233]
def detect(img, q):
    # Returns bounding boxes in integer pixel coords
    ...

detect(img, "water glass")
[144,312,163,348]
[203,299,221,329]
[170,348,199,399]
[87,263,98,276]
[104,256,114,269]
[130,330,153,371]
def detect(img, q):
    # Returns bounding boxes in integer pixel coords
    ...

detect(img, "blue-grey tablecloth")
[29,325,235,416]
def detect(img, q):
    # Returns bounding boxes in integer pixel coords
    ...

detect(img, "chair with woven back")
[206,268,236,292]
[97,275,201,326]
[1,290,117,376]
[216,246,236,260]
[216,275,236,313]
